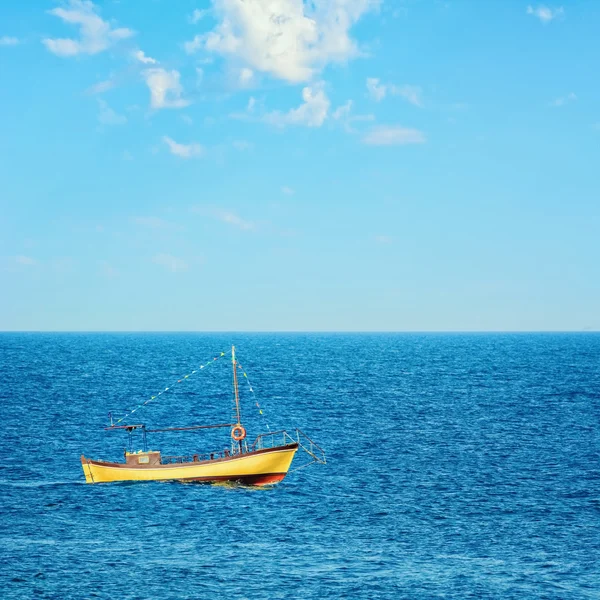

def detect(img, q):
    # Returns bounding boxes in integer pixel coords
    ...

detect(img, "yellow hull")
[81,444,298,486]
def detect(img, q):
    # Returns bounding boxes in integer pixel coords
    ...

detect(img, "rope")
[113,349,232,425]
[236,362,271,432]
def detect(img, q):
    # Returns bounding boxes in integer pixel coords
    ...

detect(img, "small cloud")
[366,77,387,101]
[194,207,254,231]
[281,186,294,196]
[363,126,426,146]
[332,99,374,132]
[593,122,600,131]
[162,136,204,159]
[229,96,263,121]
[188,8,208,24]
[0,36,19,46]
[95,225,105,233]
[550,92,576,107]
[144,68,190,109]
[367,78,423,107]
[392,84,423,108]
[374,235,393,244]
[264,83,329,128]
[153,253,188,272]
[527,4,564,23]
[214,210,254,230]
[232,140,253,151]
[43,0,134,57]
[15,255,37,266]
[97,99,126,125]
[133,49,157,64]
[87,78,115,94]
[332,100,352,121]
[122,150,133,161]
[184,35,203,54]
[238,67,255,87]
[181,114,194,125]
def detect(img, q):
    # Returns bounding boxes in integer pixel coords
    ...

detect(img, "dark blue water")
[1,333,599,599]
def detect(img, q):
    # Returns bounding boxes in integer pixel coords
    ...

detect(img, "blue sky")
[0,0,598,331]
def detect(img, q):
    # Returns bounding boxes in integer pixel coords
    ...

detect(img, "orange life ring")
[231,425,246,441]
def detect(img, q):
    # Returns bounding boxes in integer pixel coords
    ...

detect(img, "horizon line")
[0,330,598,334]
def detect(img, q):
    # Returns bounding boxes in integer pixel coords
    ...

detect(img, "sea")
[0,333,598,599]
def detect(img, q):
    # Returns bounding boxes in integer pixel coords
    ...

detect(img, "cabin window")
[138,456,149,464]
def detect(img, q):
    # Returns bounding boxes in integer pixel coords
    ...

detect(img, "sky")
[0,0,599,332]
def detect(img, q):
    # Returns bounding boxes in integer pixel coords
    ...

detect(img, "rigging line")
[114,349,232,425]
[236,361,271,432]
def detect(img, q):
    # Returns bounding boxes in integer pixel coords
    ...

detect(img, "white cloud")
[332,100,353,120]
[527,4,564,23]
[238,67,255,87]
[214,210,254,230]
[366,77,423,107]
[184,35,203,54]
[264,82,330,127]
[185,0,380,83]
[163,136,204,158]
[87,79,115,94]
[144,68,190,109]
[133,49,157,64]
[392,84,423,107]
[181,114,194,125]
[188,9,209,24]
[332,99,374,132]
[43,0,134,57]
[97,99,126,125]
[363,126,426,146]
[15,255,37,266]
[153,253,188,272]
[0,36,19,46]
[366,77,386,101]
[281,186,295,195]
[550,92,576,107]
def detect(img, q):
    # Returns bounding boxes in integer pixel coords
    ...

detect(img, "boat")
[81,346,325,485]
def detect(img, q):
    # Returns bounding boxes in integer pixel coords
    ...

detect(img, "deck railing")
[252,428,326,467]
[161,450,233,464]
[159,428,326,468]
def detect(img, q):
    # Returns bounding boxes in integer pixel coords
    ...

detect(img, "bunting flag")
[114,349,231,425]
[237,362,271,432]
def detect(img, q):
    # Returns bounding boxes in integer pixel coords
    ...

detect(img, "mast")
[232,345,242,427]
